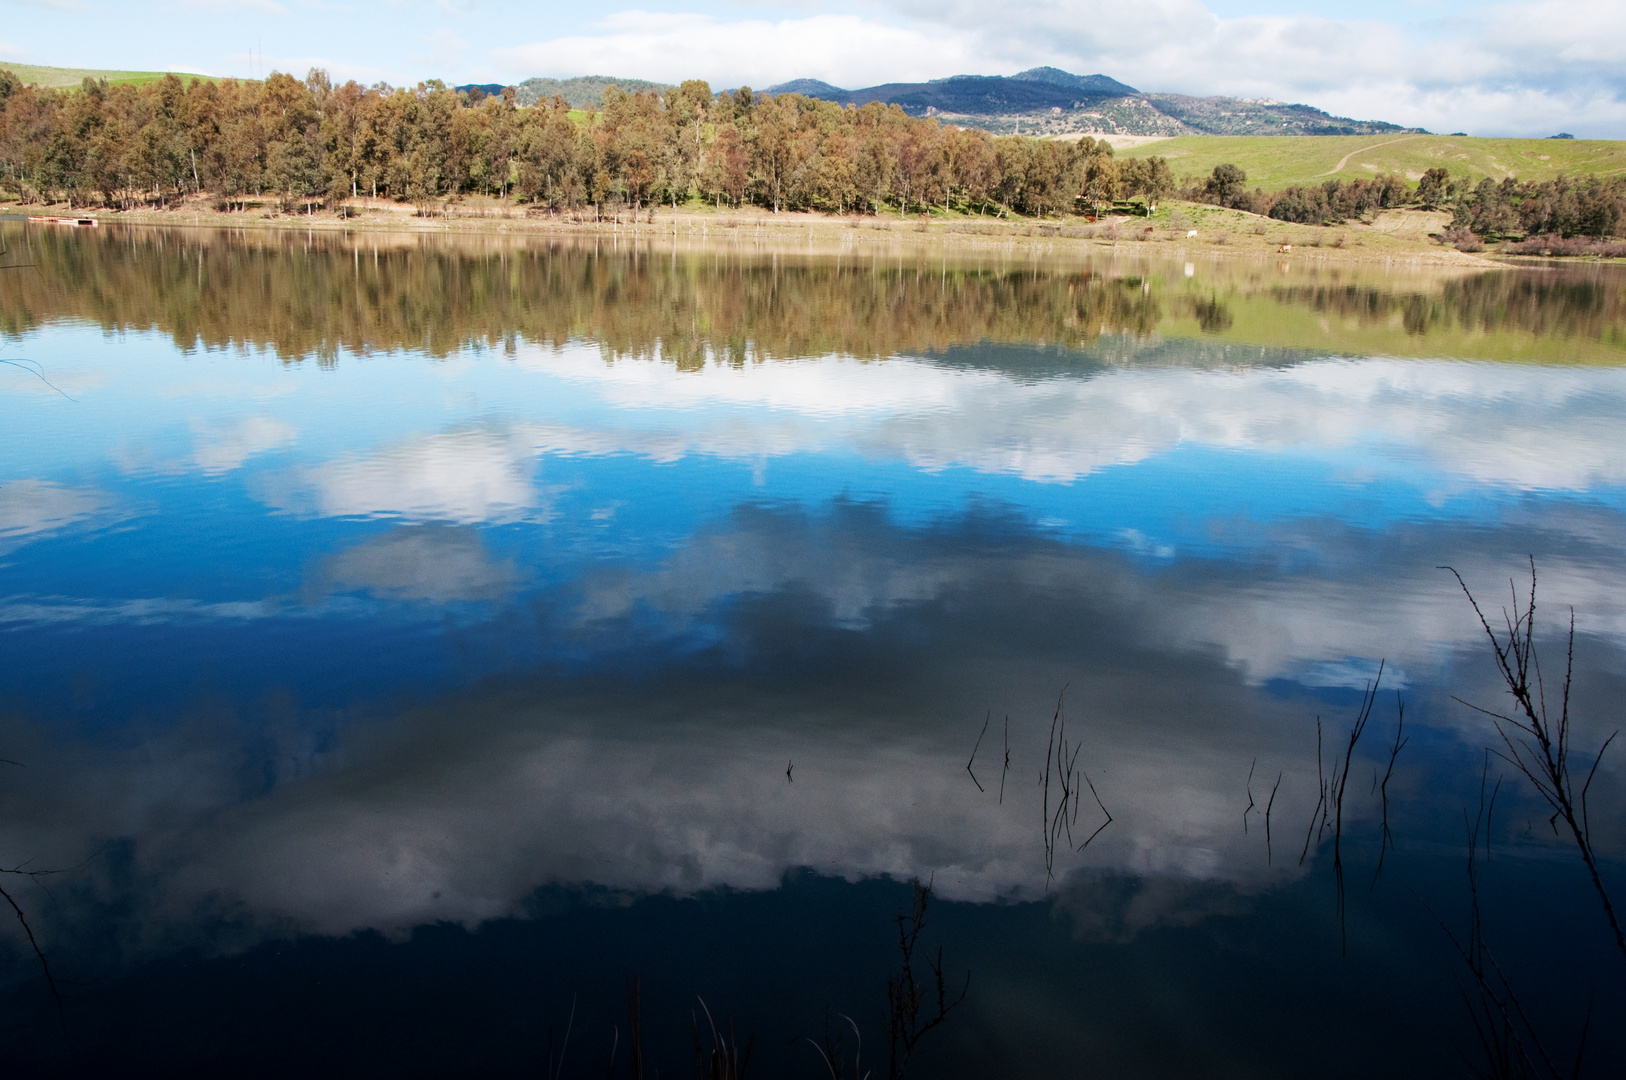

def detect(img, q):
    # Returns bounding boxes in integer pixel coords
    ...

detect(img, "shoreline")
[0,197,1521,269]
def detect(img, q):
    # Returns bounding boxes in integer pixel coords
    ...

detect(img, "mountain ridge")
[493,67,1420,138]
[761,70,1421,137]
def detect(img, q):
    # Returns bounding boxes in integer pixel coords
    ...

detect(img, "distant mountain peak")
[765,78,848,96]
[513,74,672,108]
[1011,67,1139,97]
[516,66,1412,138]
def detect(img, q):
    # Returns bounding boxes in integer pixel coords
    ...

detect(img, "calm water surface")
[2,223,1624,1077]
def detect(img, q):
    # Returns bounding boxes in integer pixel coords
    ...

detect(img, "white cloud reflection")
[519,345,1626,493]
[2,493,1621,957]
[316,525,521,602]
[262,426,548,523]
[0,480,121,554]
[190,415,298,475]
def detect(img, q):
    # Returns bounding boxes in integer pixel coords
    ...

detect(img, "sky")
[2,0,1624,137]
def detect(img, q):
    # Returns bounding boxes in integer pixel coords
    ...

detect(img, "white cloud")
[493,12,978,89]
[1,0,82,13]
[172,0,289,14]
[413,26,470,72]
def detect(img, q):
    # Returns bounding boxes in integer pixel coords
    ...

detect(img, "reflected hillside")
[1253,273,1626,363]
[2,223,1625,366]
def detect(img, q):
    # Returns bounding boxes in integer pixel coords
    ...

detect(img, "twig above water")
[966,713,989,793]
[998,716,1010,805]
[1039,687,1112,886]
[1372,694,1409,887]
[0,881,62,1031]
[1244,757,1257,834]
[1331,660,1384,955]
[1443,560,1626,964]
[0,358,76,402]
[1265,771,1283,866]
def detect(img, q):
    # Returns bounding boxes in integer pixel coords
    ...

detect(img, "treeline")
[0,68,1177,218]
[1191,162,1625,238]
[6,66,1616,239]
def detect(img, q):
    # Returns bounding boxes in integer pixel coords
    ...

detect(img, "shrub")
[1502,233,1626,257]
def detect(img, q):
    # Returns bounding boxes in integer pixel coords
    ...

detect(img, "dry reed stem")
[966,713,989,793]
[1265,771,1283,866]
[1443,561,1626,964]
[1372,694,1409,887]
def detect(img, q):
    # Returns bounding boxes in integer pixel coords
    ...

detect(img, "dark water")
[2,223,1625,1078]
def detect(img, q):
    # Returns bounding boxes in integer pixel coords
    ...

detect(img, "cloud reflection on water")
[4,497,1622,962]
[314,525,522,603]
[3,513,1327,949]
[518,346,1626,492]
[0,479,122,555]
[4,274,1626,973]
[261,427,551,524]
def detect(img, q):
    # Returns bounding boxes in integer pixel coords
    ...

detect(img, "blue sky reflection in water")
[0,225,1624,1076]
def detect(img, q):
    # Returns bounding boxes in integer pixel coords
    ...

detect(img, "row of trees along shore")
[1,66,1621,239]
[1192,163,1626,240]
[0,68,1166,218]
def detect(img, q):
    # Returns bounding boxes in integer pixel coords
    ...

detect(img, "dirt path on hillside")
[1320,135,1429,177]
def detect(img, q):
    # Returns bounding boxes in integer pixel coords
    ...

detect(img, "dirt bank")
[1,195,1506,268]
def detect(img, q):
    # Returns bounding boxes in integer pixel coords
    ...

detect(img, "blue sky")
[2,0,1623,137]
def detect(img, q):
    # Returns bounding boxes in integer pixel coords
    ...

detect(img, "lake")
[2,221,1624,1078]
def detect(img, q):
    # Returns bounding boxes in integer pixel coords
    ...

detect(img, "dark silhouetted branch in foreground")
[966,713,989,793]
[800,1011,869,1080]
[886,877,968,1080]
[1039,687,1113,888]
[1300,718,1328,867]
[1265,770,1283,866]
[1414,764,1573,1080]
[1372,693,1409,888]
[547,993,577,1080]
[998,716,1010,805]
[1332,660,1384,955]
[1443,560,1626,964]
[0,880,62,1030]
[1244,757,1256,833]
[696,996,753,1080]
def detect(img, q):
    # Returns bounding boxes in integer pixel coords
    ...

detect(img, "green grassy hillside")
[1116,134,1626,189]
[0,62,214,89]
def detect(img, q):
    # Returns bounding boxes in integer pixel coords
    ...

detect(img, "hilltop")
[0,62,214,89]
[513,74,673,108]
[762,68,1419,138]
[1116,133,1626,187]
[481,66,1424,139]
[499,67,1427,138]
